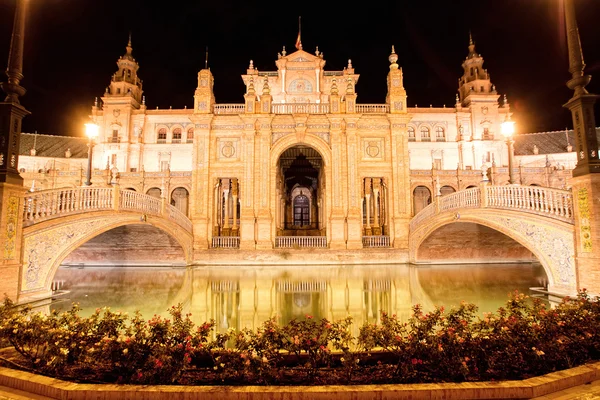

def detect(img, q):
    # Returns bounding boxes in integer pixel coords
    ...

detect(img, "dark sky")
[1,0,600,137]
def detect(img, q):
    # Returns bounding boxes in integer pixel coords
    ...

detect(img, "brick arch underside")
[19,213,193,298]
[409,210,577,296]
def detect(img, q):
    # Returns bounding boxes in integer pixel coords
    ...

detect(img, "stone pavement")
[1,380,600,400]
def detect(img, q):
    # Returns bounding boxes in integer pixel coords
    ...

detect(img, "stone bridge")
[409,183,576,297]
[19,186,194,301]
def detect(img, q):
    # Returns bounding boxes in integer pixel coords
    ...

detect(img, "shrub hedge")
[1,290,599,385]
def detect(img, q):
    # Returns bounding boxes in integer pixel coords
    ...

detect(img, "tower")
[98,35,145,174]
[456,34,504,170]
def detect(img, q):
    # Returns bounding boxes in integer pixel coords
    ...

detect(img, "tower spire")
[205,46,209,69]
[295,16,302,50]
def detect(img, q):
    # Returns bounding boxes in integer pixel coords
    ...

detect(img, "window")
[111,154,117,166]
[158,128,167,143]
[187,128,194,143]
[433,159,442,170]
[480,86,484,92]
[483,127,493,140]
[420,126,431,141]
[293,195,310,226]
[130,167,137,172]
[172,128,182,143]
[160,161,169,172]
[435,126,445,141]
[111,129,119,143]
[117,88,121,94]
[408,126,415,141]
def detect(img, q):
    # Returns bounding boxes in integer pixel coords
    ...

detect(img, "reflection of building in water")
[364,279,392,325]
[211,280,240,333]
[276,280,328,325]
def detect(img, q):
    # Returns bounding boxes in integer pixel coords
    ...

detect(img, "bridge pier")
[571,175,600,296]
[0,183,27,302]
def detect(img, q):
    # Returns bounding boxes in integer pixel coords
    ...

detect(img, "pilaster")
[570,174,600,295]
[254,119,272,249]
[0,183,26,301]
[239,121,257,250]
[189,114,213,251]
[344,117,362,249]
[388,114,412,249]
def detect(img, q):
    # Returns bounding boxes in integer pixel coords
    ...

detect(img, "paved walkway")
[1,380,600,400]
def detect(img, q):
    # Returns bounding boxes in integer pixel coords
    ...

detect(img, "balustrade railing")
[213,104,246,114]
[271,103,329,114]
[22,187,193,234]
[410,184,574,232]
[275,236,327,248]
[355,104,390,113]
[485,185,573,222]
[438,187,480,212]
[212,236,240,249]
[24,187,114,225]
[362,235,390,247]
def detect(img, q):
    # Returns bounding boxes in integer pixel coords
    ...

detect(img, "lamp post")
[84,123,99,186]
[501,115,516,185]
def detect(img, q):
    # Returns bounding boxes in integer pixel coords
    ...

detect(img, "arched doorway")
[171,187,190,216]
[413,186,432,215]
[146,187,161,198]
[440,185,456,196]
[276,145,324,238]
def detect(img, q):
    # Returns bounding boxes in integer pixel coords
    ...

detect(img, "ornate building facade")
[16,37,577,254]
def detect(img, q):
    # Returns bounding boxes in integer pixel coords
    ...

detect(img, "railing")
[275,236,327,248]
[213,104,246,114]
[410,184,574,232]
[22,187,193,234]
[271,103,330,114]
[24,187,114,225]
[119,190,161,215]
[438,187,481,212]
[212,236,240,249]
[485,185,573,222]
[355,104,390,113]
[209,103,392,115]
[362,235,391,248]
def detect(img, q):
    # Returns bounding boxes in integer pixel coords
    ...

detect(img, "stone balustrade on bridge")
[22,186,192,233]
[410,183,574,232]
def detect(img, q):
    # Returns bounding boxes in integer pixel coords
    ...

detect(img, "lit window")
[420,126,430,141]
[187,128,194,143]
[172,128,182,143]
[158,128,167,143]
[435,126,445,141]
[408,126,415,141]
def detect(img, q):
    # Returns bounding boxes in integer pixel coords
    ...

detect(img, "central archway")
[276,145,325,237]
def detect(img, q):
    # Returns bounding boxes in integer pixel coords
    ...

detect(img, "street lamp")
[84,123,99,186]
[501,115,517,184]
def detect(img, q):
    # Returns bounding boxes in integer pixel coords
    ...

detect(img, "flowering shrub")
[1,290,600,385]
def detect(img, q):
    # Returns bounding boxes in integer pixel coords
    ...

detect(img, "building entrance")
[276,145,325,237]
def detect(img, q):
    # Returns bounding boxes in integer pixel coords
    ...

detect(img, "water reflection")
[52,263,548,334]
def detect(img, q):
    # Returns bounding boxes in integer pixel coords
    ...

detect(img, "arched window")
[158,128,167,143]
[435,126,445,141]
[172,128,182,143]
[408,126,416,141]
[420,126,431,141]
[187,128,194,143]
[293,194,310,226]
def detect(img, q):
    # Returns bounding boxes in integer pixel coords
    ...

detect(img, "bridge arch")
[20,212,193,301]
[410,208,576,296]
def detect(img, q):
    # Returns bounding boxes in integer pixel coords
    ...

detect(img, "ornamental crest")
[221,141,235,158]
[366,141,380,158]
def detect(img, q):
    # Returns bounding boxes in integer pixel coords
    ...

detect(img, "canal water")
[51,263,548,333]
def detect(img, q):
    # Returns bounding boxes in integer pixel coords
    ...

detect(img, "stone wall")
[62,225,185,266]
[416,222,536,263]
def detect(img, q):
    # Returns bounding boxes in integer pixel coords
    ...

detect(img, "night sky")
[1,0,599,137]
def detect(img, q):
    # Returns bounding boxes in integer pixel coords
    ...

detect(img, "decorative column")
[563,0,600,295]
[222,178,231,236]
[364,178,372,236]
[231,178,239,236]
[0,0,29,302]
[373,178,381,235]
